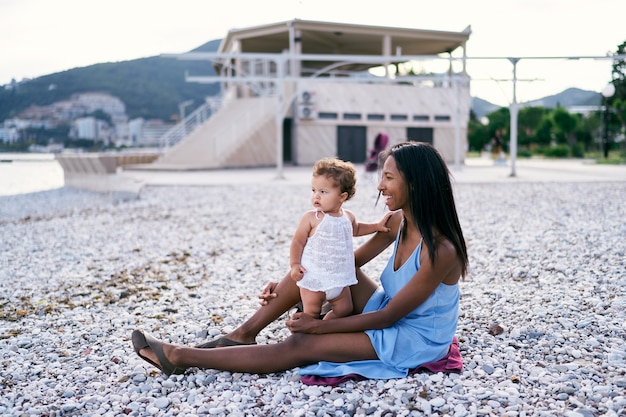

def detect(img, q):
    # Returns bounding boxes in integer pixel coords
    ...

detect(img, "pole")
[275,54,285,179]
[603,96,609,158]
[453,73,462,171]
[508,58,519,177]
[178,100,193,139]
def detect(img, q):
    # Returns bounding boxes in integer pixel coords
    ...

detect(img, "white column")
[382,35,391,78]
[509,58,519,177]
[453,74,462,171]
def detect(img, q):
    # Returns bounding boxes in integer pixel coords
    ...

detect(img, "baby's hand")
[376,211,394,232]
[290,264,306,281]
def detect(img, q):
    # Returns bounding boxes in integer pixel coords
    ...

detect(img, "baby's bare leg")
[299,287,326,318]
[325,287,353,319]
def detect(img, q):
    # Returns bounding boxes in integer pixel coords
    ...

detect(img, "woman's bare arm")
[354,210,402,267]
[288,238,460,335]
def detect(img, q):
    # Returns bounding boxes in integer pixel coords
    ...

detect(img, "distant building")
[0,126,19,143]
[13,92,128,143]
[72,117,97,139]
[128,118,175,148]
[73,92,127,122]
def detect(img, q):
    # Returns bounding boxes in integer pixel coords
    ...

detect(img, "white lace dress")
[297,211,357,292]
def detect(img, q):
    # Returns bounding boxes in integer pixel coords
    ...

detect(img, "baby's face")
[310,175,345,213]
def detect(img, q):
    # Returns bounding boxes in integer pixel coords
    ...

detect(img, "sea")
[0,153,65,196]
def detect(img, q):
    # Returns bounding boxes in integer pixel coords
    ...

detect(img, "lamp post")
[178,100,194,137]
[601,83,615,158]
[508,58,520,177]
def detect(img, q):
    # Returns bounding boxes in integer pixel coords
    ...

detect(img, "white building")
[71,116,113,143]
[153,19,471,170]
[0,126,19,143]
[12,92,128,139]
[128,118,175,148]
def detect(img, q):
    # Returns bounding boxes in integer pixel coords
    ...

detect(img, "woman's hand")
[258,282,278,306]
[286,311,321,334]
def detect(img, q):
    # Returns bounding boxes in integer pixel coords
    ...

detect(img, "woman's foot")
[131,330,187,376]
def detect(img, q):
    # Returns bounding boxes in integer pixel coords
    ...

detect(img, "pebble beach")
[1,164,625,416]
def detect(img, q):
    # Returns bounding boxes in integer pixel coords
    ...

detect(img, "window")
[343,113,362,120]
[318,112,338,119]
[413,115,429,121]
[367,114,385,121]
[434,115,451,121]
[390,114,408,121]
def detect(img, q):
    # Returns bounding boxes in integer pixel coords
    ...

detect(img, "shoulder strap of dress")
[414,237,424,269]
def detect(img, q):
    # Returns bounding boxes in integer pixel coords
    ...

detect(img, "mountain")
[0,40,222,122]
[1,41,602,123]
[472,88,602,119]
[471,97,501,120]
[523,88,601,108]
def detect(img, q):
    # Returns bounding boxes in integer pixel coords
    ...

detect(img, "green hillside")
[0,40,221,122]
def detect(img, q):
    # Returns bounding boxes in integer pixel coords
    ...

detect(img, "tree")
[535,116,554,147]
[551,107,579,146]
[610,42,626,152]
[611,41,626,103]
[606,41,626,154]
[467,118,490,152]
[579,111,602,152]
[613,97,626,136]
[518,106,549,148]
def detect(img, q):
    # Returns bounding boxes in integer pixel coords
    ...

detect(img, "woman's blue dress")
[299,232,460,379]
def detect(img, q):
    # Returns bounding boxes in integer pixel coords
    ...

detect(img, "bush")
[517,149,532,158]
[540,145,570,158]
[571,143,585,158]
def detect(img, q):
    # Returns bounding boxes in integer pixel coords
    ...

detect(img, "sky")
[1,0,624,106]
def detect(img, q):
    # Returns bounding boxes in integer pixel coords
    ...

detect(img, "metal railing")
[158,98,222,150]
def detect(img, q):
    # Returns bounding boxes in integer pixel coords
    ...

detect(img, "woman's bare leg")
[350,267,378,313]
[141,332,378,374]
[218,272,300,344]
[210,267,377,344]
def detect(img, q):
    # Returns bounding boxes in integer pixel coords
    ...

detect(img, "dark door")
[282,118,292,163]
[407,127,433,144]
[337,126,367,163]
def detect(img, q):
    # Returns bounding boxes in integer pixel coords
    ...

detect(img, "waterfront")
[2,153,626,198]
[0,153,64,196]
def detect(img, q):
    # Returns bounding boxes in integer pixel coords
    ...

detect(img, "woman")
[132,142,468,378]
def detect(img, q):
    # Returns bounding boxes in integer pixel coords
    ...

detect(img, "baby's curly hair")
[313,158,357,200]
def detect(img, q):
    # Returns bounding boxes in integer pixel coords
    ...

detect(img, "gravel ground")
[0,178,624,417]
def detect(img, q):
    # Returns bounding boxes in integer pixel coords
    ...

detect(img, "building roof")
[218,19,471,72]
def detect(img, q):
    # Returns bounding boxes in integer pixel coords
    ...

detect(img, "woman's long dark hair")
[381,142,468,277]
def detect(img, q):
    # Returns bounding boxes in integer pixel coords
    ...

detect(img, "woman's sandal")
[132,329,187,376]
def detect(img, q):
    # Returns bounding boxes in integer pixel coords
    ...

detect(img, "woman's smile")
[382,194,392,208]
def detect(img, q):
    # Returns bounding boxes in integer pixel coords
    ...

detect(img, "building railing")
[158,98,222,150]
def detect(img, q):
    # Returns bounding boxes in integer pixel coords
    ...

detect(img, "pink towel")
[301,337,462,386]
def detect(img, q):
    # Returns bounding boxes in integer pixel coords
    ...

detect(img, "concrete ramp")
[154,96,279,170]
[55,152,159,197]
